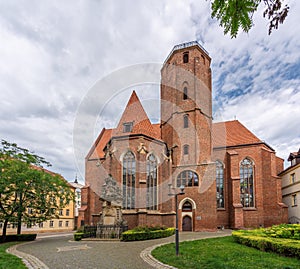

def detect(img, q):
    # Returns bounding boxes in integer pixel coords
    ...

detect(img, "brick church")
[79,41,287,231]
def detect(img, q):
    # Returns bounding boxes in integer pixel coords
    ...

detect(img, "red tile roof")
[212,120,262,148]
[113,91,160,139]
[87,92,267,160]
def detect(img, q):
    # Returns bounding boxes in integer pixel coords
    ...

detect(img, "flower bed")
[121,225,175,241]
[232,224,300,258]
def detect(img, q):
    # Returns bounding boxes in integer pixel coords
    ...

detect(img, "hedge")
[74,232,84,241]
[232,231,300,259]
[0,234,37,243]
[121,227,175,241]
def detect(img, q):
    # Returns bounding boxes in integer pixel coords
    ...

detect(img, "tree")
[0,140,74,241]
[210,0,290,38]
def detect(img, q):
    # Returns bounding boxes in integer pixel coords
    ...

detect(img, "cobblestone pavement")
[11,230,232,269]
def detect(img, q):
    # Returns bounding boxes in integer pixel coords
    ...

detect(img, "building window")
[39,222,44,228]
[123,122,133,133]
[292,194,297,206]
[182,201,193,212]
[177,170,199,187]
[146,154,158,210]
[50,221,54,228]
[240,158,254,207]
[216,161,225,208]
[66,221,69,227]
[59,221,63,227]
[183,144,189,155]
[183,87,188,100]
[122,151,136,209]
[0,223,2,229]
[183,52,189,63]
[183,114,189,128]
[291,173,296,183]
[66,209,70,216]
[59,209,63,216]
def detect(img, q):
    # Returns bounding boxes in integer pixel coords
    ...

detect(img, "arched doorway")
[182,201,193,231]
[182,215,192,231]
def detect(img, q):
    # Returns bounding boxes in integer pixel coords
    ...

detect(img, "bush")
[121,226,175,241]
[233,226,300,259]
[74,232,84,241]
[0,234,37,243]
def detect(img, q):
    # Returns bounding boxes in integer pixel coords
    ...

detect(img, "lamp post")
[168,183,185,256]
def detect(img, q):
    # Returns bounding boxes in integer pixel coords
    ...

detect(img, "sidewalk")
[10,230,232,269]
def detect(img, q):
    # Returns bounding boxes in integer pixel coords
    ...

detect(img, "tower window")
[183,87,188,100]
[183,114,189,128]
[183,52,189,63]
[183,144,189,155]
[123,122,133,133]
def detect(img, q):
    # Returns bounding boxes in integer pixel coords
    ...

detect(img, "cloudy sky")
[0,0,299,183]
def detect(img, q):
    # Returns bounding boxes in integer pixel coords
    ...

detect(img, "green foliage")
[211,0,259,37]
[210,0,289,38]
[0,242,27,269]
[74,232,84,241]
[121,226,175,241]
[233,224,300,258]
[0,140,74,239]
[152,236,300,269]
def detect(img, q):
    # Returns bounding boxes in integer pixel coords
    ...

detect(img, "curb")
[140,231,232,269]
[7,242,49,269]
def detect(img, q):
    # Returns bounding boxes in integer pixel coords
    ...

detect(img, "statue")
[99,175,125,226]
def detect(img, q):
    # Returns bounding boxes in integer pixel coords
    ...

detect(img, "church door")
[182,216,192,231]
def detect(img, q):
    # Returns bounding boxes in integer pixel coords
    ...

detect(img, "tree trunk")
[1,219,9,242]
[17,194,23,235]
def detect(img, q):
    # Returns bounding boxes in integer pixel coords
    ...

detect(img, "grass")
[0,242,27,269]
[151,236,300,269]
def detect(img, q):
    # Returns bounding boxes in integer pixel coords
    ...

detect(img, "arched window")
[122,151,136,209]
[183,52,189,63]
[146,154,158,210]
[183,86,188,100]
[183,114,189,128]
[177,170,199,187]
[240,158,254,207]
[216,161,224,208]
[183,144,189,155]
[182,201,193,211]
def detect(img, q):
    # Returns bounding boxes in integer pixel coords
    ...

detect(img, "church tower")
[161,41,216,230]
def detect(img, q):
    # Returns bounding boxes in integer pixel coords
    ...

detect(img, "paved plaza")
[10,230,232,269]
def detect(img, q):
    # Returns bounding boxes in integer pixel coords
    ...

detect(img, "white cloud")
[0,0,299,181]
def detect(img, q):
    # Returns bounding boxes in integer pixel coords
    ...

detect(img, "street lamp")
[168,183,185,256]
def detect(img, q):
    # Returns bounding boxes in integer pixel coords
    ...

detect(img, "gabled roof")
[212,120,263,148]
[288,149,300,161]
[87,91,162,160]
[113,91,159,139]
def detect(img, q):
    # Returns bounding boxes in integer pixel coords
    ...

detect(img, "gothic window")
[240,158,254,207]
[216,161,224,208]
[183,52,189,63]
[183,114,189,128]
[146,154,158,210]
[123,122,133,133]
[183,144,189,155]
[122,151,136,209]
[177,170,199,188]
[183,86,188,100]
[182,201,193,211]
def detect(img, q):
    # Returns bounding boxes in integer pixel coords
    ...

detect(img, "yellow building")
[0,178,75,235]
[280,148,300,224]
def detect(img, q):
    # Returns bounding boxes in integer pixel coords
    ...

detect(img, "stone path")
[8,230,232,269]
